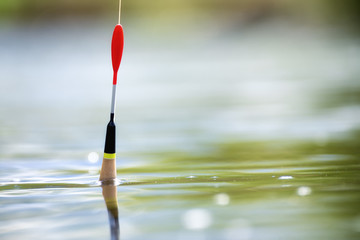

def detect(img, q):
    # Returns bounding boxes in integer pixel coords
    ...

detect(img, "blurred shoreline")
[0,0,360,33]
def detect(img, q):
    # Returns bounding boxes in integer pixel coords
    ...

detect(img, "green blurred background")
[0,0,360,149]
[1,0,360,29]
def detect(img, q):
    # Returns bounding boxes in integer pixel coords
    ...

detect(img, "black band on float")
[104,113,116,154]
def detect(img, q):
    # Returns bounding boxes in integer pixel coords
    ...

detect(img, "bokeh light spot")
[214,193,230,206]
[297,186,312,196]
[88,152,99,163]
[182,209,212,230]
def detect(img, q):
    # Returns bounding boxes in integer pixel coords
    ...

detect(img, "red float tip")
[111,24,124,85]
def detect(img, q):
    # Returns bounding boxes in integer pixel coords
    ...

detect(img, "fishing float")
[99,0,124,183]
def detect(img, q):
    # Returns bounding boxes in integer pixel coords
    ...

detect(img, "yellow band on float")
[103,153,116,159]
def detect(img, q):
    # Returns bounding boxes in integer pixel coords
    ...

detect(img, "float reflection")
[102,184,120,240]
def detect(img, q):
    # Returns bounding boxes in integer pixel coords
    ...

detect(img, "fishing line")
[118,0,121,24]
